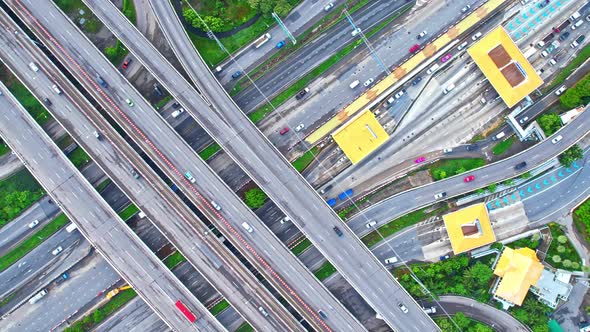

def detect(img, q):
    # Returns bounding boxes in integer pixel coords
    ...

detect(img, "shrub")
[562,259,572,268]
[537,113,562,136]
[557,235,568,244]
[560,73,590,109]
[244,188,267,209]
[552,255,561,263]
[557,245,565,253]
[487,183,497,193]
[572,262,580,270]
[559,145,583,167]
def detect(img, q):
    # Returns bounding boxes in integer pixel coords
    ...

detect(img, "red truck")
[175,300,197,323]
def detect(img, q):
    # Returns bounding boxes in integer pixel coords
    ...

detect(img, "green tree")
[520,171,532,179]
[557,235,568,244]
[562,259,572,268]
[559,144,583,167]
[487,183,497,193]
[244,188,267,209]
[455,167,466,175]
[557,245,566,253]
[476,188,485,195]
[467,262,493,287]
[537,113,562,136]
[93,309,104,323]
[552,255,561,263]
[454,312,470,330]
[560,74,590,109]
[274,0,293,16]
[531,232,541,242]
[571,262,580,270]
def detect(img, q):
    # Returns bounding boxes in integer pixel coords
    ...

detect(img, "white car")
[242,222,254,233]
[366,221,377,228]
[398,303,409,313]
[28,62,39,72]
[417,30,427,39]
[443,148,453,153]
[210,200,221,211]
[258,306,269,317]
[394,90,405,99]
[324,2,334,11]
[171,108,184,118]
[126,98,134,106]
[52,246,63,256]
[551,135,563,144]
[28,219,39,228]
[295,123,305,132]
[461,5,471,13]
[363,78,374,87]
[519,116,529,124]
[351,28,362,37]
[471,32,482,41]
[554,85,567,96]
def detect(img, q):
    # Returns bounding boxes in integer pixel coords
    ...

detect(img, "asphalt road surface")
[0,81,219,330]
[105,0,440,329]
[1,4,303,330]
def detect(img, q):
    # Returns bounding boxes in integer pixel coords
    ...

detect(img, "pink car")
[441,53,453,62]
[414,156,426,163]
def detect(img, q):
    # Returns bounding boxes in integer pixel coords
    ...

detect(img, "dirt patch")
[408,170,432,187]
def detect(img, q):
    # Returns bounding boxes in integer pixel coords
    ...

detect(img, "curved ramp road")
[0,84,219,331]
[0,6,303,331]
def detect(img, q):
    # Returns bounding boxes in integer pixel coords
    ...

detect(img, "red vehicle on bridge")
[409,44,420,53]
[175,300,197,323]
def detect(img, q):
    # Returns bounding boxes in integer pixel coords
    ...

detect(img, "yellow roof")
[494,247,544,306]
[443,203,495,254]
[332,110,389,164]
[305,0,508,144]
[467,26,543,108]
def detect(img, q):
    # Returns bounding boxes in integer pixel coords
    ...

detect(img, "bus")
[175,300,197,323]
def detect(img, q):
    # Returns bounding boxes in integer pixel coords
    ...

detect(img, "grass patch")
[163,251,187,269]
[291,147,318,173]
[122,0,136,25]
[0,293,17,308]
[209,299,230,316]
[362,205,449,248]
[95,178,112,192]
[314,261,337,281]
[435,312,494,331]
[546,223,583,271]
[67,146,91,169]
[5,79,52,125]
[291,238,312,256]
[0,214,69,272]
[198,142,221,161]
[104,40,129,66]
[430,158,485,181]
[235,322,254,332]
[545,42,590,92]
[0,142,9,157]
[119,204,139,221]
[154,95,173,110]
[0,169,44,229]
[54,0,103,34]
[63,288,137,332]
[492,136,515,155]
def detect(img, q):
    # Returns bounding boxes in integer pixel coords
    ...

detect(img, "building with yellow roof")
[331,109,389,164]
[493,247,544,306]
[443,203,495,254]
[467,26,543,108]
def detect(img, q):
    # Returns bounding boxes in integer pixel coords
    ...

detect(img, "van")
[349,80,360,89]
[138,211,147,218]
[28,289,48,304]
[443,83,455,94]
[493,132,505,140]
[51,84,62,95]
[571,35,585,48]
[384,256,398,264]
[572,19,584,30]
[426,64,439,75]
[423,306,437,314]
[241,222,253,233]
[570,11,581,22]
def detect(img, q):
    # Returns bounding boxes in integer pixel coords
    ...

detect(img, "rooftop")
[443,203,495,254]
[493,247,544,306]
[467,26,543,108]
[331,110,389,164]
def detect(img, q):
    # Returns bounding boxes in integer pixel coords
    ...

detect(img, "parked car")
[440,254,450,261]
[559,32,570,40]
[461,5,471,13]
[463,175,475,182]
[409,44,420,53]
[417,31,427,39]
[366,221,377,228]
[441,53,453,62]
[363,78,374,87]
[411,76,422,85]
[554,85,567,95]
[295,123,305,132]
[279,127,289,135]
[414,156,426,163]
[551,135,563,144]
[122,59,131,69]
[395,90,405,99]
[231,71,242,79]
[471,32,482,41]
[296,87,310,100]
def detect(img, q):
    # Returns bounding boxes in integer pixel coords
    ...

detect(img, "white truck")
[29,289,48,304]
[522,46,537,59]
[253,33,271,49]
[66,223,78,233]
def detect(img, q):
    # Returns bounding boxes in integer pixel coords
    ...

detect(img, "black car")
[318,310,327,319]
[96,75,108,88]
[231,71,242,79]
[559,32,570,41]
[172,102,181,109]
[43,97,52,106]
[515,161,527,170]
[412,76,422,85]
[333,226,343,237]
[466,144,478,151]
[295,88,310,100]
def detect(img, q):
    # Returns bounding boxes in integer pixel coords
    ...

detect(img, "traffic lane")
[0,254,120,332]
[234,0,407,112]
[0,196,60,256]
[146,0,438,328]
[95,296,170,332]
[95,1,366,330]
[347,106,590,230]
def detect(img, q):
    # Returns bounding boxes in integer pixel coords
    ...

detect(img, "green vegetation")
[0,214,69,272]
[362,205,449,248]
[104,40,129,66]
[154,95,173,110]
[235,322,254,332]
[209,299,230,316]
[0,139,9,157]
[183,1,257,32]
[291,238,312,256]
[435,312,493,332]
[314,261,337,281]
[546,43,590,92]
[0,169,44,229]
[164,251,187,269]
[63,288,137,332]
[509,295,552,332]
[492,136,515,155]
[574,198,590,246]
[95,178,112,192]
[291,147,318,172]
[397,255,494,303]
[243,187,267,209]
[67,146,91,169]
[507,232,540,250]
[537,112,562,136]
[54,0,102,33]
[546,223,582,271]
[122,0,136,25]
[119,204,139,221]
[0,293,17,308]
[560,72,590,109]
[558,144,583,167]
[198,143,221,161]
[430,158,485,181]
[5,79,52,125]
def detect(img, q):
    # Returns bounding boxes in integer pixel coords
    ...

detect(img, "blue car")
[276,40,286,49]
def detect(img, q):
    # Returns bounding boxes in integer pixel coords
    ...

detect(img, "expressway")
[0,7,302,331]
[85,0,439,329]
[0,85,219,331]
[7,0,368,330]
